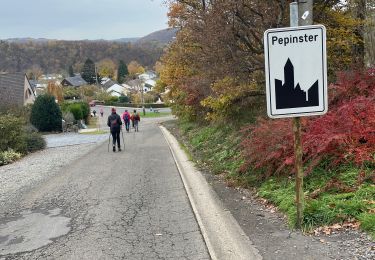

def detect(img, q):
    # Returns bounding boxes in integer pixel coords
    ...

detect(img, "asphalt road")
[0,117,210,259]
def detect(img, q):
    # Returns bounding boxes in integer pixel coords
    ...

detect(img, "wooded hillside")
[0,40,163,74]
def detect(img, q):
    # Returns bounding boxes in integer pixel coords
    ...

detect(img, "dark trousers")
[125,120,130,131]
[111,131,121,148]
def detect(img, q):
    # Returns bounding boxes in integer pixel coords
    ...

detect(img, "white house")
[143,79,156,92]
[138,71,157,81]
[106,83,129,97]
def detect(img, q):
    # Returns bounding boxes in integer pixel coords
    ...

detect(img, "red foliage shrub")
[241,68,375,176]
[240,119,294,177]
[304,96,375,171]
[330,68,375,105]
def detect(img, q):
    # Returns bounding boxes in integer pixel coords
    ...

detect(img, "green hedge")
[69,103,83,120]
[111,103,167,108]
[60,101,90,123]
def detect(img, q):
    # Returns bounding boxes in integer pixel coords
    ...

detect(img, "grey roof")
[0,72,27,107]
[127,79,142,87]
[102,79,116,89]
[62,75,87,87]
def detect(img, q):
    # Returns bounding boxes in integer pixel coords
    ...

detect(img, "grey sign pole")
[298,0,314,26]
[289,0,313,229]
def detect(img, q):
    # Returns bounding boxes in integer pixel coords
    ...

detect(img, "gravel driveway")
[44,133,108,148]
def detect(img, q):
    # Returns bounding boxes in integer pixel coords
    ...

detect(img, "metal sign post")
[291,1,304,230]
[264,0,325,229]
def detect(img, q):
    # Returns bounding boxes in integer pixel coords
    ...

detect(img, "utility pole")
[290,0,314,229]
[94,64,99,87]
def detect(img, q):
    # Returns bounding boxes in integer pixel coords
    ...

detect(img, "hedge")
[111,103,168,108]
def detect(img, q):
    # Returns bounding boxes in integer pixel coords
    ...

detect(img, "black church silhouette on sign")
[275,58,319,109]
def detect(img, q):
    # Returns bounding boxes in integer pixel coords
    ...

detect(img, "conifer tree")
[117,60,128,84]
[68,65,74,77]
[81,58,96,84]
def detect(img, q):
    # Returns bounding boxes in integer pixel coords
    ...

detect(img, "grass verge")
[80,130,107,135]
[169,120,375,239]
[141,112,171,118]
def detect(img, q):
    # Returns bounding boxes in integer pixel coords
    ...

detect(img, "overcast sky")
[0,0,169,40]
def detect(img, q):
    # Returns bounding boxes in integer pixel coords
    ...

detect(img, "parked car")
[89,100,96,107]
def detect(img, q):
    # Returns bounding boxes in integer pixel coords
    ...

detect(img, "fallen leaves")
[313,220,361,236]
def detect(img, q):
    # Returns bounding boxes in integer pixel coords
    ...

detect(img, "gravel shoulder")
[163,119,375,260]
[0,141,100,216]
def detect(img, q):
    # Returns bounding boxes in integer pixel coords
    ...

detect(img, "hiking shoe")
[113,146,116,152]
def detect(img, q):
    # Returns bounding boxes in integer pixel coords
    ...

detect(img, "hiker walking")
[132,109,140,132]
[122,110,131,132]
[107,108,122,152]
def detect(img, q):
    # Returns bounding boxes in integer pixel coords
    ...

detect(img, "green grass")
[80,130,107,135]
[141,112,171,118]
[174,120,375,239]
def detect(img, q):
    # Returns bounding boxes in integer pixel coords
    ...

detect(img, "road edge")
[159,125,262,260]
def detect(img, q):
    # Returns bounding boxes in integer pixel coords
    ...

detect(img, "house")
[138,71,157,81]
[144,79,156,92]
[0,72,35,107]
[102,79,117,90]
[40,74,62,81]
[61,75,87,87]
[106,83,129,97]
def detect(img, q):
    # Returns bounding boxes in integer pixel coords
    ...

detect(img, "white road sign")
[264,25,327,118]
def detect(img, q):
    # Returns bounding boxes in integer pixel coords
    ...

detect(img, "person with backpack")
[122,110,131,132]
[107,107,122,152]
[132,109,140,132]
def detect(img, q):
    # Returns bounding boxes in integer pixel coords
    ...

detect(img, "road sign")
[264,25,327,118]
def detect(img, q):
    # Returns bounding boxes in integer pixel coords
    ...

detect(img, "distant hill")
[4,38,51,44]
[2,28,178,45]
[137,28,179,45]
[0,28,178,73]
[112,37,140,43]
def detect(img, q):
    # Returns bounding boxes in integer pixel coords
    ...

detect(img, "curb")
[160,126,262,260]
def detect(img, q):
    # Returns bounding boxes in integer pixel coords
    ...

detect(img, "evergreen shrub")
[30,94,62,132]
[0,114,26,153]
[118,96,130,103]
[25,132,46,152]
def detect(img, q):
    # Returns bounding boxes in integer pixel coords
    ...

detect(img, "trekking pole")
[108,132,111,152]
[121,128,125,150]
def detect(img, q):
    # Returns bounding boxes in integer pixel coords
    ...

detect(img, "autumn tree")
[160,0,368,122]
[46,81,64,103]
[98,58,116,79]
[127,60,145,77]
[117,60,128,84]
[26,65,43,80]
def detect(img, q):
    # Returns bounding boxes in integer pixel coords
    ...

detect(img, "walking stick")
[108,132,111,152]
[121,128,125,150]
